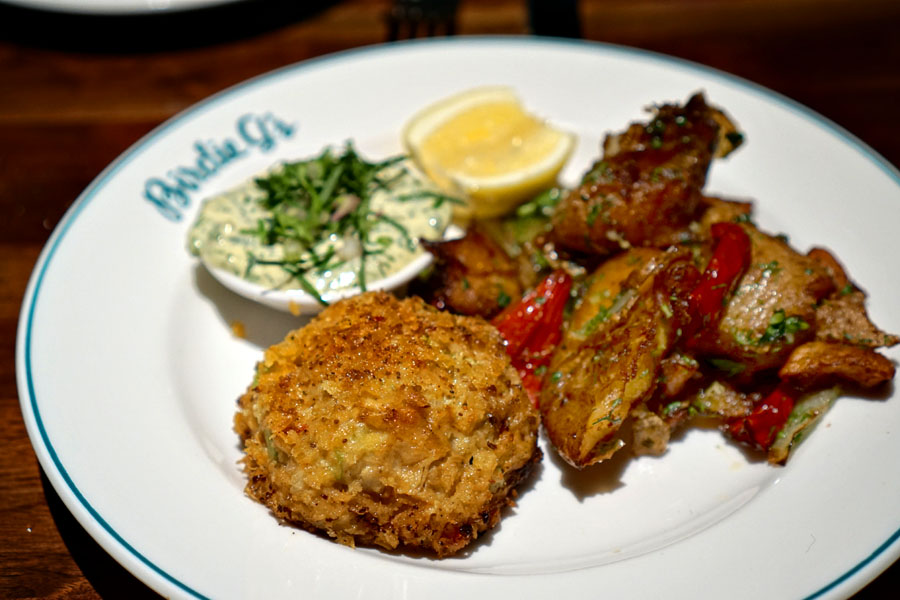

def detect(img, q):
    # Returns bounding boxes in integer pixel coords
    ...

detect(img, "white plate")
[16,38,900,599]
[2,0,242,15]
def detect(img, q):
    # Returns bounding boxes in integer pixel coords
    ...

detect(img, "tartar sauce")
[187,148,453,301]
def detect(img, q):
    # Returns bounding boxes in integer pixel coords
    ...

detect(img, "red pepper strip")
[727,386,796,451]
[685,222,752,339]
[492,270,572,406]
[492,269,571,357]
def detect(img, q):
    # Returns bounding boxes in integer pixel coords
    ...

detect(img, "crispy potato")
[779,341,896,389]
[815,291,900,349]
[419,225,523,319]
[565,247,664,346]
[540,251,697,467]
[550,94,724,255]
[696,196,753,238]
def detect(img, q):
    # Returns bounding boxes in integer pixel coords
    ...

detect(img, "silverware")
[387,0,459,40]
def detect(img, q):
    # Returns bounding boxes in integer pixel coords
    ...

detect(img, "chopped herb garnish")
[587,203,602,227]
[734,329,757,346]
[295,273,328,306]
[375,213,415,251]
[592,399,623,426]
[733,309,810,347]
[759,309,810,345]
[237,143,446,296]
[583,161,611,183]
[646,118,666,135]
[660,302,674,319]
[249,144,393,286]
[394,190,463,208]
[673,353,699,368]
[707,357,746,377]
[580,307,610,335]
[516,187,563,218]
[759,260,781,278]
[662,401,683,417]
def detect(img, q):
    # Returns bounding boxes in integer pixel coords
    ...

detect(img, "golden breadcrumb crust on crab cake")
[234,291,541,556]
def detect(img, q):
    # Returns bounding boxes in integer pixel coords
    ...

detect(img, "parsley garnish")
[707,357,746,377]
[586,203,602,227]
[497,289,512,308]
[759,260,781,278]
[516,187,563,218]
[580,307,610,335]
[733,309,810,346]
[759,309,810,344]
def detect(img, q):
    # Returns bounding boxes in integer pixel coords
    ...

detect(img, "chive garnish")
[242,142,448,298]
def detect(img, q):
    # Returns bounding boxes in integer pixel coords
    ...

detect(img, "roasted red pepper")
[492,269,572,406]
[685,222,752,339]
[727,385,796,450]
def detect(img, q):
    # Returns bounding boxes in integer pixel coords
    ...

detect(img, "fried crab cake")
[234,291,541,557]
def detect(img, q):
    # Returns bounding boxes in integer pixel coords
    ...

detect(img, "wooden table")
[2,0,898,597]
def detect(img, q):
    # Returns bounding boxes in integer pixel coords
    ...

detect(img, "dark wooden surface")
[2,0,899,597]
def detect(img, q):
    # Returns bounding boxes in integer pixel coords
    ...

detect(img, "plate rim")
[0,0,246,16]
[15,36,900,599]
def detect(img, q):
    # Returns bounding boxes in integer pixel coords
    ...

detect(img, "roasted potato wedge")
[541,250,697,467]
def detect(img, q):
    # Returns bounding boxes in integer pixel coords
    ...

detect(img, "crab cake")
[234,291,541,556]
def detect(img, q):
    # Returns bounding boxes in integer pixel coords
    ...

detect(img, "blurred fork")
[528,0,581,38]
[387,0,460,41]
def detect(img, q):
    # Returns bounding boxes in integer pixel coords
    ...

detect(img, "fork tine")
[387,0,459,41]
[528,0,581,38]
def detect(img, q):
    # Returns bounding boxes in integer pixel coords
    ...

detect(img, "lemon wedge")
[403,86,575,220]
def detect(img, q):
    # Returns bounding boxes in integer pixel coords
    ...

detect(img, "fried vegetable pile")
[419,92,898,467]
